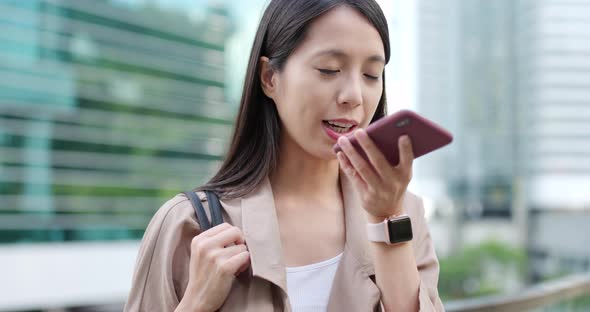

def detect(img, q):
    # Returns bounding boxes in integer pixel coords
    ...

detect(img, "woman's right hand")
[176,223,251,312]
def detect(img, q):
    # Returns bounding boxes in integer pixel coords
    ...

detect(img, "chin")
[298,138,338,161]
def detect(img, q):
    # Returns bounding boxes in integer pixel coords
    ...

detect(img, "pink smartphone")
[333,109,453,167]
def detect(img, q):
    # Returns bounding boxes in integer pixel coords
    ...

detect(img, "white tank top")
[285,253,343,312]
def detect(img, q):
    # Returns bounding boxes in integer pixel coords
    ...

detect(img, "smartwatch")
[366,214,413,245]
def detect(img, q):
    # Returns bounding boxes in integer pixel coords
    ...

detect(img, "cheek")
[279,69,331,118]
[363,85,383,124]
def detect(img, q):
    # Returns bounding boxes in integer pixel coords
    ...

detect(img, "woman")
[125,0,444,311]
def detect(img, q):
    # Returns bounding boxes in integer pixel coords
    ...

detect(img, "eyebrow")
[313,49,385,64]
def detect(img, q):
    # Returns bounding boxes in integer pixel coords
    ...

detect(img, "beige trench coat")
[125,169,444,311]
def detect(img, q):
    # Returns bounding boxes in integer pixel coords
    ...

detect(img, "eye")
[317,68,340,75]
[364,74,380,81]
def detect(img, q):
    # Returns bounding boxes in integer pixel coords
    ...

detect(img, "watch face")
[387,216,413,244]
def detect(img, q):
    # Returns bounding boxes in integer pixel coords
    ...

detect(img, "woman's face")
[261,5,385,161]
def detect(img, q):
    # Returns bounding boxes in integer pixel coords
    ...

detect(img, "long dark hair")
[196,0,391,199]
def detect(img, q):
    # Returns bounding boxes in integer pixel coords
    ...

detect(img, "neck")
[269,137,341,202]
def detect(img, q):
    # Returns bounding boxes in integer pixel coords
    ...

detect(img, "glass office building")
[416,0,590,283]
[0,0,235,243]
[416,0,518,221]
[0,1,252,310]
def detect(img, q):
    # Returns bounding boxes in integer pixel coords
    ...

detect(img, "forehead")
[293,5,385,61]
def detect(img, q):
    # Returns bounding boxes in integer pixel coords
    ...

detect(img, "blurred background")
[0,0,588,311]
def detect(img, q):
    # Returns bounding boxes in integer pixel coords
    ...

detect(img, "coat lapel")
[240,176,290,310]
[327,168,381,311]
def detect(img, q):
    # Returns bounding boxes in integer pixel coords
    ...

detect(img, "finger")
[398,135,415,170]
[337,151,356,180]
[216,243,248,260]
[199,222,232,238]
[337,135,380,187]
[337,151,367,191]
[354,129,391,176]
[235,252,251,276]
[221,251,250,277]
[236,262,250,276]
[210,226,246,248]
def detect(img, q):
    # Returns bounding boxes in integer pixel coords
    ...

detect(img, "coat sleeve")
[124,195,201,312]
[413,195,445,312]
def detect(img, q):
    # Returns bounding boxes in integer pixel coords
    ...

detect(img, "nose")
[337,74,363,107]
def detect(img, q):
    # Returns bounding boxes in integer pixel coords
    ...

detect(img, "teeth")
[327,120,353,128]
[324,121,353,133]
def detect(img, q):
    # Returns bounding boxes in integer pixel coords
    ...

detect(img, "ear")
[259,56,278,99]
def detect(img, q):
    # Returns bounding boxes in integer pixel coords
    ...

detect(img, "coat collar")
[240,167,376,294]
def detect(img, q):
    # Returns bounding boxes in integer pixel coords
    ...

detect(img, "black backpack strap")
[182,190,224,231]
[183,191,211,231]
[205,191,224,227]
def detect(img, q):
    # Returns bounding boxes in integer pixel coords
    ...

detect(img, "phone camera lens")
[396,118,410,128]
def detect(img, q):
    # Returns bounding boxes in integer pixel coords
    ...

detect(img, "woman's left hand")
[336,129,414,221]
